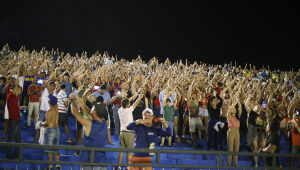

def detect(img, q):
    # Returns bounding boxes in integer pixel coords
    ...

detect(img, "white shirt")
[118,106,134,131]
[40,88,57,111]
[57,90,68,113]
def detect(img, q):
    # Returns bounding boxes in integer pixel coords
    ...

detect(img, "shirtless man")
[41,94,61,170]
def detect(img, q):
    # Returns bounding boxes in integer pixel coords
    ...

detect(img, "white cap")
[142,108,154,116]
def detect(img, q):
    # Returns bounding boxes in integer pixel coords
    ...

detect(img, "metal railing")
[1,142,300,170]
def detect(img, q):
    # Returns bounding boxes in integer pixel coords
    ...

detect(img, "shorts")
[162,121,174,137]
[184,110,189,116]
[37,110,47,122]
[59,112,68,126]
[189,117,205,132]
[119,131,135,148]
[42,127,60,152]
[173,109,179,117]
[247,124,265,146]
[291,146,300,154]
[198,108,209,117]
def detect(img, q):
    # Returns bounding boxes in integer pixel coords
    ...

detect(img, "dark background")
[0,1,299,70]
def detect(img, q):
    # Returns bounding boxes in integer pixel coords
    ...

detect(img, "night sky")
[0,1,299,70]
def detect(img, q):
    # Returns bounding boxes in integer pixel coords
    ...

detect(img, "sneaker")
[66,138,74,144]
[114,166,121,170]
[46,166,54,170]
[74,151,80,156]
[56,165,61,170]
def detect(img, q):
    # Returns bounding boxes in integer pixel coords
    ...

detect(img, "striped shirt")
[57,90,68,113]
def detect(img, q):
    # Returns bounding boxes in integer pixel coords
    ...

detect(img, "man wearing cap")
[41,94,61,170]
[126,108,171,170]
[34,72,60,144]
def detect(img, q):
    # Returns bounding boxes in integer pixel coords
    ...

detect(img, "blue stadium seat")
[204,154,218,160]
[238,160,253,167]
[23,154,43,160]
[167,153,195,159]
[23,148,44,154]
[177,159,217,166]
[22,136,35,143]
[0,162,16,169]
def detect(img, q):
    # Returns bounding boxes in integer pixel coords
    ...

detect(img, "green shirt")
[163,105,174,121]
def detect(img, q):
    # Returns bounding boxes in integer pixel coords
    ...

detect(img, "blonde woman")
[227,100,242,167]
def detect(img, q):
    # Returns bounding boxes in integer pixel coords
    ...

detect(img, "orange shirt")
[292,127,300,146]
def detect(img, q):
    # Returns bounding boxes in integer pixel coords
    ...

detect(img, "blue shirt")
[127,122,171,157]
[61,82,71,97]
[93,91,111,102]
[79,120,107,163]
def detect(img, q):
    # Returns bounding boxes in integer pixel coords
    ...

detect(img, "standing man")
[34,72,60,144]
[57,84,73,143]
[94,84,114,145]
[6,73,23,159]
[70,94,107,170]
[27,77,42,128]
[116,92,143,170]
[41,94,61,170]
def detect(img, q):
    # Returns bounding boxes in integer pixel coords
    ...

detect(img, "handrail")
[1,142,300,169]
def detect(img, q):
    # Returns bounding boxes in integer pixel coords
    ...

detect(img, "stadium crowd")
[1,44,300,169]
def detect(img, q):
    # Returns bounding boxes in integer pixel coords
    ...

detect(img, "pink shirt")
[228,116,240,128]
[118,106,134,131]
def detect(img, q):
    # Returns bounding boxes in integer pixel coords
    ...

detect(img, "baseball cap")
[142,108,154,116]
[48,94,57,105]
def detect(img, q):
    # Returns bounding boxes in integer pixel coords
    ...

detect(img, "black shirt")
[207,95,223,120]
[248,110,265,127]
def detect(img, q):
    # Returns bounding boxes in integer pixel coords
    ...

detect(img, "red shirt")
[28,85,42,102]
[7,92,20,120]
[153,97,160,107]
[292,127,300,146]
[112,97,122,106]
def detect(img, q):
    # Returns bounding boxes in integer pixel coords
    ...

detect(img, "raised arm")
[70,95,91,127]
[132,92,144,109]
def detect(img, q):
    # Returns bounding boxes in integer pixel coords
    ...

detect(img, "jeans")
[27,102,40,127]
[112,106,121,135]
[207,119,220,150]
[6,120,21,158]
